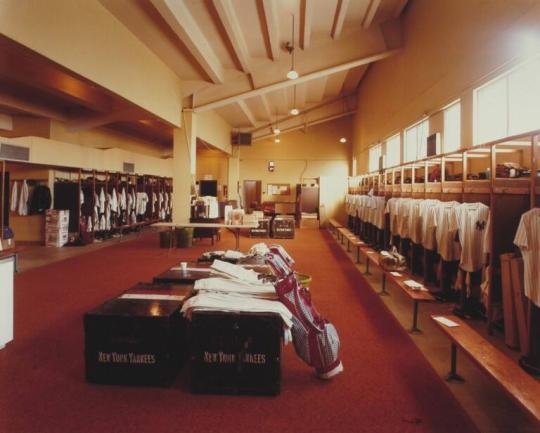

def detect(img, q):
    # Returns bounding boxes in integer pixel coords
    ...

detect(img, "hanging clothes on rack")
[17,180,29,216]
[28,184,51,215]
[514,208,540,307]
[10,181,18,212]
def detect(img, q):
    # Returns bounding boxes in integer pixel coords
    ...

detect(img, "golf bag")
[265,252,343,379]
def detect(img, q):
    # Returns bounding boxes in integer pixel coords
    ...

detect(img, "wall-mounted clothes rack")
[348,129,540,374]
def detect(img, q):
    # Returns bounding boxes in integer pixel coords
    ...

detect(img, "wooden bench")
[381,270,435,333]
[337,227,353,244]
[330,231,435,334]
[431,315,540,424]
[328,218,343,236]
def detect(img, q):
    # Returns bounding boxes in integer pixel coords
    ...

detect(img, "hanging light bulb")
[286,15,299,80]
[275,137,281,143]
[289,85,299,115]
[273,127,281,135]
[286,69,299,80]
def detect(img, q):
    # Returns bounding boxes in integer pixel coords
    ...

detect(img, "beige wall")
[0,135,173,177]
[0,0,182,126]
[49,121,168,158]
[196,111,233,155]
[196,151,229,200]
[353,0,540,172]
[237,116,352,220]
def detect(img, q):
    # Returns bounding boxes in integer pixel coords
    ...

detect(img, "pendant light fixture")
[290,85,299,115]
[286,14,298,80]
[273,107,280,135]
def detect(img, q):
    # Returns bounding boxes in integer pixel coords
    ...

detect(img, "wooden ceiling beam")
[237,100,257,126]
[250,94,353,133]
[213,0,251,73]
[362,0,382,29]
[150,0,224,84]
[260,0,280,61]
[300,0,313,50]
[260,94,273,121]
[331,0,350,39]
[0,93,67,121]
[253,110,356,141]
[194,48,399,112]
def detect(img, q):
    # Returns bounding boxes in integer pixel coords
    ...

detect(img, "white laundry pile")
[210,259,261,283]
[194,277,277,299]
[181,292,292,335]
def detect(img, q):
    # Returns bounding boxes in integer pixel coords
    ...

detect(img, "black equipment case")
[250,218,270,238]
[84,283,192,386]
[271,215,295,239]
[189,311,282,396]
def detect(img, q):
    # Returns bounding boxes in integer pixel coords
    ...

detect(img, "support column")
[172,110,197,224]
[227,146,240,203]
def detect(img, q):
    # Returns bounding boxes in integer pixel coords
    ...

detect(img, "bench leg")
[356,246,361,264]
[446,343,465,382]
[347,238,351,252]
[409,301,422,333]
[364,259,371,275]
[379,273,389,296]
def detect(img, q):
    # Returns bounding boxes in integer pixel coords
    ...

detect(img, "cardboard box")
[189,311,282,395]
[45,210,70,228]
[84,288,189,387]
[45,230,68,247]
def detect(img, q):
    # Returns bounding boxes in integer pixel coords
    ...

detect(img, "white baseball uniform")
[514,208,540,307]
[427,201,461,262]
[451,202,490,272]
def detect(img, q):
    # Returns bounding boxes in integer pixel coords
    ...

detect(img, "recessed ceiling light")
[273,128,281,135]
[339,137,347,143]
[286,69,299,80]
[290,108,299,115]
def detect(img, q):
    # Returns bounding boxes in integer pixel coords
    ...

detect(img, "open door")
[242,180,261,211]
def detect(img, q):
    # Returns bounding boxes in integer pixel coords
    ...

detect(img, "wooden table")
[153,222,259,250]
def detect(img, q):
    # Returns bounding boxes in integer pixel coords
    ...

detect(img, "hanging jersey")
[514,208,540,307]
[451,202,490,272]
[427,201,461,262]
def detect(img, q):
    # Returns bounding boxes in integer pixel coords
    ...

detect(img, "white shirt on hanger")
[450,202,490,272]
[427,201,461,262]
[18,180,29,216]
[514,208,540,307]
[10,181,18,212]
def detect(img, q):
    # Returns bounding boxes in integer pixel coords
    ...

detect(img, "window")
[384,133,400,167]
[404,119,429,162]
[444,102,461,153]
[368,144,382,172]
[475,57,540,144]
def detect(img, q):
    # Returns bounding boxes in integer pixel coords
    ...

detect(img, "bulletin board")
[267,183,291,195]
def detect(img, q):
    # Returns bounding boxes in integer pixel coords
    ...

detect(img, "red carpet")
[0,229,478,433]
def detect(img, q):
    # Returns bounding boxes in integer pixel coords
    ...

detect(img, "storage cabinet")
[0,253,15,350]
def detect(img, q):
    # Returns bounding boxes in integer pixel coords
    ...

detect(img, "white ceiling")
[100,0,409,140]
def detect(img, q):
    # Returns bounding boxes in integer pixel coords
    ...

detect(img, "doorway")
[242,180,261,211]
